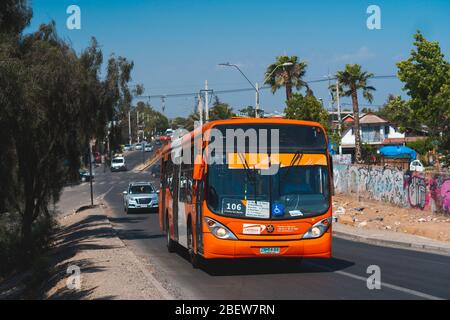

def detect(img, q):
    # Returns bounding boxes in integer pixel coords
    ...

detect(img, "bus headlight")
[204,217,237,240]
[302,217,332,239]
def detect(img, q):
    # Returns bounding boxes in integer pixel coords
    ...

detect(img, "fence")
[333,164,450,214]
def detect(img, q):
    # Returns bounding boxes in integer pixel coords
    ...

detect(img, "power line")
[135,75,398,100]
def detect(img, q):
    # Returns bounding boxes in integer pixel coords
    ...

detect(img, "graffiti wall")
[333,164,450,214]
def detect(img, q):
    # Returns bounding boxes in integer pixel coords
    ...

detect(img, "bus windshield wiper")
[238,152,258,200]
[280,150,303,183]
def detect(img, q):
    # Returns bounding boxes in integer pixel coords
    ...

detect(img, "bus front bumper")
[201,232,332,259]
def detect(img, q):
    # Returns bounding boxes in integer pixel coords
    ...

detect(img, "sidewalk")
[333,222,450,256]
[43,204,172,299]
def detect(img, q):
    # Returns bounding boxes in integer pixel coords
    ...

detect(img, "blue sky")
[28,0,450,118]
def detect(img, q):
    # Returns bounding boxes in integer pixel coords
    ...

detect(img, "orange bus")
[159,118,332,267]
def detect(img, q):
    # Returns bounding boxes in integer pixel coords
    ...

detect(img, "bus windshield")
[207,163,330,219]
[206,123,330,220]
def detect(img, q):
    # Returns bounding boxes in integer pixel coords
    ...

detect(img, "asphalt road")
[73,150,450,300]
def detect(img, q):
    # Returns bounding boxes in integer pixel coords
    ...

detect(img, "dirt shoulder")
[333,194,450,243]
[42,204,172,299]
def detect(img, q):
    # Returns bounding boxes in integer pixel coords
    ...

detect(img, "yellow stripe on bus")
[227,153,327,169]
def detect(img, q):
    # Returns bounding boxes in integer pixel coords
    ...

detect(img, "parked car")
[144,144,153,152]
[79,168,94,182]
[123,182,159,213]
[124,144,132,151]
[111,156,127,172]
[135,143,143,151]
[410,159,425,172]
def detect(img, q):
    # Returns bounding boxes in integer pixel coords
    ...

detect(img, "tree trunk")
[285,81,292,101]
[351,86,362,164]
[284,69,292,101]
[20,198,34,265]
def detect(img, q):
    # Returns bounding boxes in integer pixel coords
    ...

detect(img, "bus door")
[161,159,167,232]
[172,163,180,242]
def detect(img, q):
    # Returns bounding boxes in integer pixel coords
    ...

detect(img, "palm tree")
[264,55,308,101]
[333,64,375,163]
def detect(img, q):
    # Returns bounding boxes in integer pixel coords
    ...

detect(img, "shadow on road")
[172,244,354,276]
[37,214,122,299]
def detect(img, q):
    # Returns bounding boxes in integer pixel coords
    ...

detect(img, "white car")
[123,182,159,213]
[144,144,153,152]
[135,143,143,151]
[111,156,127,172]
[410,159,425,172]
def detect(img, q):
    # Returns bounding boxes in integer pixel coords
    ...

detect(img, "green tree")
[0,18,137,266]
[284,93,330,131]
[0,0,32,34]
[264,55,308,100]
[209,97,234,120]
[406,138,434,157]
[332,64,375,163]
[376,95,416,133]
[238,106,256,117]
[397,31,450,155]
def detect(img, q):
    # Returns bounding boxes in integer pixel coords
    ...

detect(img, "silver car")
[123,182,159,213]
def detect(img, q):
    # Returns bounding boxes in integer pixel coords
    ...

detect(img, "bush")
[0,211,57,278]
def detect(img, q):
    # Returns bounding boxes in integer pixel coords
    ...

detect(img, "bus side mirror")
[193,155,204,181]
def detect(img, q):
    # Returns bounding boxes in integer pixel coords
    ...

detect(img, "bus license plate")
[260,247,280,255]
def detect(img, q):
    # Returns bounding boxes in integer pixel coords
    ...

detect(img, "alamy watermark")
[170,121,281,175]
[66,5,81,30]
[366,265,381,290]
[366,5,381,30]
[66,265,81,290]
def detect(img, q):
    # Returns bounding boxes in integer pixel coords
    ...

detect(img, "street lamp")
[219,62,293,117]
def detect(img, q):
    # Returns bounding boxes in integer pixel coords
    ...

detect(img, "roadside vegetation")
[0,0,140,281]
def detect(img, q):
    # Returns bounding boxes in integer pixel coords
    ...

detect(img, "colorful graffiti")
[333,164,450,214]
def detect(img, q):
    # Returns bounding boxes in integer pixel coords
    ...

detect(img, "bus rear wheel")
[187,225,200,269]
[166,216,175,253]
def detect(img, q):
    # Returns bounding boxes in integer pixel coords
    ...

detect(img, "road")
[66,150,450,300]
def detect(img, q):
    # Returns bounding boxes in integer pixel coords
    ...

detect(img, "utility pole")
[88,144,94,206]
[128,110,132,145]
[336,80,343,155]
[197,93,203,127]
[255,82,260,118]
[136,110,140,143]
[204,80,209,121]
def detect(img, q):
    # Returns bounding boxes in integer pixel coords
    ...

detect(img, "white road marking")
[306,261,444,300]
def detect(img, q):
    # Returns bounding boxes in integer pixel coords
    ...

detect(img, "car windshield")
[112,158,124,163]
[129,185,154,194]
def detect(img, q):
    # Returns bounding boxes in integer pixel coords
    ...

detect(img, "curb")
[333,229,450,256]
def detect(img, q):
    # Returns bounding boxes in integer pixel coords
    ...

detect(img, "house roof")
[359,113,388,124]
[340,113,388,124]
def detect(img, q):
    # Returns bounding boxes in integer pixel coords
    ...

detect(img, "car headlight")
[302,217,332,239]
[128,198,137,203]
[204,217,237,240]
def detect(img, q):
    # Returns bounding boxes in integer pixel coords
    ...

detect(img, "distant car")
[151,164,160,178]
[144,144,153,152]
[123,182,159,213]
[124,144,132,152]
[111,156,127,172]
[79,168,94,182]
[135,143,143,151]
[410,159,425,172]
